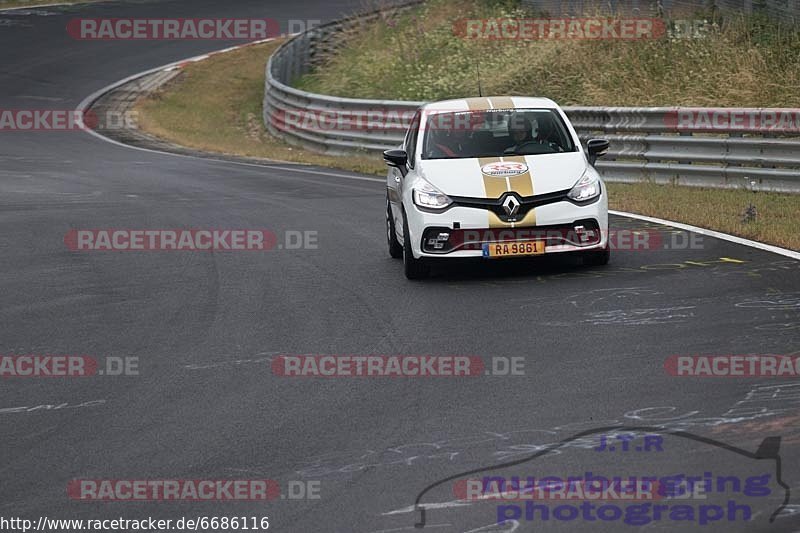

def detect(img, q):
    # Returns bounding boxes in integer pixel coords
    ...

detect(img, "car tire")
[386,197,403,259]
[583,245,611,266]
[402,210,429,280]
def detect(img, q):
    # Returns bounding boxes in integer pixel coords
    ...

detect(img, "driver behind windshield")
[535,115,564,152]
[506,114,534,153]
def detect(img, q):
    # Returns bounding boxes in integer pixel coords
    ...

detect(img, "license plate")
[482,240,546,258]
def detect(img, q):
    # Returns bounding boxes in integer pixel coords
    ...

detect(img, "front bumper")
[405,195,609,258]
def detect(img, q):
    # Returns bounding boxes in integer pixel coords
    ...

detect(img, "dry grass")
[135,33,799,251]
[297,0,800,107]
[135,41,385,176]
[607,182,799,250]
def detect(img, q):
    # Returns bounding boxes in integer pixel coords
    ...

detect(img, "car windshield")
[421,108,576,160]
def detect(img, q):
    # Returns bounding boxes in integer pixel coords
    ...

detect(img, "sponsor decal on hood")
[481,161,529,177]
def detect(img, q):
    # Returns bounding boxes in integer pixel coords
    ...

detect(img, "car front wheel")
[583,245,610,266]
[386,197,403,259]
[402,210,429,280]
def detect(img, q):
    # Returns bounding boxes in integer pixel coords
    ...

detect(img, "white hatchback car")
[384,96,610,279]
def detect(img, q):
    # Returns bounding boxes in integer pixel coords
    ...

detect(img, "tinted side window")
[404,111,422,168]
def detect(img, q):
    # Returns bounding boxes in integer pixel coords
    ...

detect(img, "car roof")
[421,96,559,114]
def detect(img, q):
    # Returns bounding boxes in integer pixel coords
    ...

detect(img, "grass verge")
[135,41,384,176]
[134,40,800,251]
[297,0,800,107]
[606,182,798,250]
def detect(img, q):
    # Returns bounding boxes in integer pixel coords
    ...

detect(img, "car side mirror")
[383,149,409,176]
[586,138,609,166]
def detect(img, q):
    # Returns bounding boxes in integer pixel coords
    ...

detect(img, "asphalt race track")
[1,2,799,532]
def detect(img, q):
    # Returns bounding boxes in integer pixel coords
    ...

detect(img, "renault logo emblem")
[502,194,521,217]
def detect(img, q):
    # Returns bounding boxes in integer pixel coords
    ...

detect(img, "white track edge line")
[71,35,386,184]
[609,210,800,260]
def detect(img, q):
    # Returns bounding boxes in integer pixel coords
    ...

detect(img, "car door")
[388,109,421,236]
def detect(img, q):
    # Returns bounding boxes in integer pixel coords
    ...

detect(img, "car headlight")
[567,171,601,202]
[413,180,452,210]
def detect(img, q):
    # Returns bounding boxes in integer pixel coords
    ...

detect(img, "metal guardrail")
[263,5,800,192]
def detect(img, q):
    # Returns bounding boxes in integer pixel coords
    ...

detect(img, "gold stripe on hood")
[477,156,536,228]
[464,96,515,111]
[465,97,492,111]
[489,96,514,109]
[503,155,534,197]
[478,157,508,228]
[478,157,508,199]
